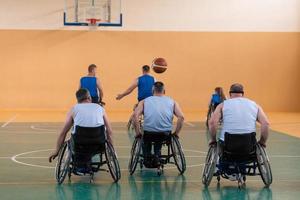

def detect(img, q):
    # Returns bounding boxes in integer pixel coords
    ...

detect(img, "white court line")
[30,125,57,132]
[1,115,18,128]
[3,155,300,159]
[184,122,195,127]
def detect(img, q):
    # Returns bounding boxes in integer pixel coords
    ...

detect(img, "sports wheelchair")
[202,132,272,188]
[128,132,186,176]
[55,126,121,184]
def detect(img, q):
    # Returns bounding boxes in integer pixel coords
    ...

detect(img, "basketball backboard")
[64,0,122,27]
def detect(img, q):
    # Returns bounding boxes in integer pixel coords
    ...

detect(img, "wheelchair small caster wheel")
[243,176,246,182]
[140,161,143,170]
[157,168,162,176]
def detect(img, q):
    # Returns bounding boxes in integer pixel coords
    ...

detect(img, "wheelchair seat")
[143,131,171,143]
[71,125,106,170]
[222,132,257,162]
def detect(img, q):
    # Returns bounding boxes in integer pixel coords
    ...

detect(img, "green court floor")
[0,122,300,200]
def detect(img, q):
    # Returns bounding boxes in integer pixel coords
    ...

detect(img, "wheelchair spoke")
[55,142,71,184]
[128,138,142,175]
[105,142,121,182]
[256,144,272,187]
[171,135,186,174]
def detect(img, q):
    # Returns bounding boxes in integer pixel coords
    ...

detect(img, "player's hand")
[49,151,59,163]
[99,101,106,106]
[116,94,123,100]
[172,132,179,138]
[258,140,266,148]
[135,133,142,138]
[209,140,217,146]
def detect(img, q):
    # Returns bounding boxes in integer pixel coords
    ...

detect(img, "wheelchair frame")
[202,143,272,188]
[128,134,186,176]
[55,139,121,184]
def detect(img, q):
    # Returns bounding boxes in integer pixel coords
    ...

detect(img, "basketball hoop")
[86,18,101,30]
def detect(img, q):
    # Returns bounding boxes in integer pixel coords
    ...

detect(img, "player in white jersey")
[48,88,113,163]
[209,83,269,147]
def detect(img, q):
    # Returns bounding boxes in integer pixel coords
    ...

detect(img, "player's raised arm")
[116,78,138,100]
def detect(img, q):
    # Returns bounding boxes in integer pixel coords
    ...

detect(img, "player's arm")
[133,100,144,137]
[78,81,81,90]
[116,78,138,100]
[173,101,185,136]
[96,78,104,100]
[49,109,74,162]
[103,111,113,145]
[208,103,223,144]
[256,105,270,147]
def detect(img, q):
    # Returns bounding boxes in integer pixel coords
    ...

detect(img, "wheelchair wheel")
[256,144,273,187]
[105,142,121,182]
[127,119,135,133]
[128,137,142,175]
[55,142,71,184]
[171,135,186,174]
[202,145,217,187]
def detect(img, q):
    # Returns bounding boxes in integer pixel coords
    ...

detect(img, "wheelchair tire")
[171,135,186,174]
[128,137,142,175]
[256,144,273,187]
[105,142,121,182]
[202,145,217,187]
[55,142,71,184]
[127,119,135,133]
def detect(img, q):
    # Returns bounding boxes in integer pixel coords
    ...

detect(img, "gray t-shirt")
[143,96,175,132]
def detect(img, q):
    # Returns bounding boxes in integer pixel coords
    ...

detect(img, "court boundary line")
[1,115,18,128]
[1,179,300,185]
[10,147,206,170]
[184,121,195,127]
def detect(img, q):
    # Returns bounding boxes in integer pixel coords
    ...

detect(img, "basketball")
[152,57,167,73]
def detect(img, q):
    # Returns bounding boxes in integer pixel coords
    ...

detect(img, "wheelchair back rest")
[72,125,106,154]
[224,132,256,155]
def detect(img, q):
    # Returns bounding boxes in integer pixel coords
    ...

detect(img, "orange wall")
[0,30,299,112]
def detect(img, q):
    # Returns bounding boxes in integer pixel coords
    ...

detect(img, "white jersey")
[220,97,258,141]
[71,103,105,134]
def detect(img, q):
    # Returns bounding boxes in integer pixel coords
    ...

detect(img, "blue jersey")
[211,94,222,104]
[80,77,98,98]
[137,74,155,101]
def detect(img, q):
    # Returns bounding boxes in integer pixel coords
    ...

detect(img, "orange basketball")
[152,58,167,73]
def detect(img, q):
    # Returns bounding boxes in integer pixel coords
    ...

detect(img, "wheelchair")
[128,132,186,176]
[55,126,121,184]
[202,132,272,188]
[127,104,143,133]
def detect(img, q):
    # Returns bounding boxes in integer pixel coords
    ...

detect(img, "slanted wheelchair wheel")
[171,135,186,174]
[256,144,273,187]
[128,137,142,175]
[55,142,71,184]
[105,142,121,182]
[202,145,217,187]
[127,119,135,133]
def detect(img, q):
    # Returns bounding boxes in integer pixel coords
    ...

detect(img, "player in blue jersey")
[116,65,155,101]
[206,87,226,127]
[116,65,155,129]
[210,87,226,110]
[79,64,104,104]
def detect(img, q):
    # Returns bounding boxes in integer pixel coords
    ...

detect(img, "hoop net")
[86,18,101,30]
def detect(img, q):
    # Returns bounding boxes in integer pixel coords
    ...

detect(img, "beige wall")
[0,30,299,112]
[0,0,300,31]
